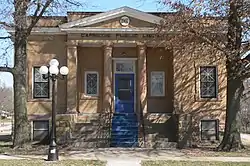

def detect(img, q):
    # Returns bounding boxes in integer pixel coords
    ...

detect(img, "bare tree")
[0,0,88,148]
[160,0,250,151]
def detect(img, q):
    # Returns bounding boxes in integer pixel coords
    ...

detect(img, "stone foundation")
[139,113,179,148]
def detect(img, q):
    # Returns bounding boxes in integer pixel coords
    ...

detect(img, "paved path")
[106,158,141,166]
[2,149,250,166]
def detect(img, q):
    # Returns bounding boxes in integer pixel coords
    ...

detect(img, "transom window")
[115,61,134,73]
[150,71,165,97]
[85,71,99,96]
[200,66,218,98]
[33,67,49,98]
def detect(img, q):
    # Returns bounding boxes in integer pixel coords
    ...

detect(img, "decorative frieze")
[80,33,168,39]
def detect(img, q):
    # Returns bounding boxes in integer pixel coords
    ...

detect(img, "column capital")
[103,42,114,49]
[137,43,146,50]
[66,40,78,47]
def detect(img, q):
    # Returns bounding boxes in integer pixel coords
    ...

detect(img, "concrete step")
[112,121,138,126]
[111,113,139,147]
[112,126,138,131]
[110,141,139,147]
[112,117,138,121]
[112,134,138,139]
[111,137,138,143]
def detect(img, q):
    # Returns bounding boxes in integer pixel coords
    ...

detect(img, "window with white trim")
[33,120,49,142]
[85,71,99,96]
[150,71,165,96]
[33,67,49,99]
[200,66,218,98]
[200,119,219,141]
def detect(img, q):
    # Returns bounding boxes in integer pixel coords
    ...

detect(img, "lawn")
[0,159,106,166]
[142,161,250,166]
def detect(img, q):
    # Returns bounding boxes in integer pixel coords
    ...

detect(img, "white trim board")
[60,27,160,34]
[60,6,165,29]
[6,27,168,35]
[112,58,138,61]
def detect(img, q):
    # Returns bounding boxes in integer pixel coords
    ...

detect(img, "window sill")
[28,99,51,102]
[147,96,166,99]
[80,94,100,100]
[195,97,222,102]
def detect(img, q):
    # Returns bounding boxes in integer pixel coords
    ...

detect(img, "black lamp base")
[47,146,58,161]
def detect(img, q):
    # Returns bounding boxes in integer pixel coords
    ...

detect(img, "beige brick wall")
[27,35,67,118]
[173,43,227,146]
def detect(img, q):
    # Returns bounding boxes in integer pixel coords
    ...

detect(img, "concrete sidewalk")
[1,149,250,166]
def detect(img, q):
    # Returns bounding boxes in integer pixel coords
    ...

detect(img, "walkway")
[1,148,250,166]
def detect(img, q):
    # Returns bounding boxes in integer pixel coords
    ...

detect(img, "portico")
[66,42,149,114]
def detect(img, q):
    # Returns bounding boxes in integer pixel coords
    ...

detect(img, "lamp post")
[39,59,69,161]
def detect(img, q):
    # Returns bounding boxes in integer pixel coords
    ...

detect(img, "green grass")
[0,159,106,166]
[142,161,250,166]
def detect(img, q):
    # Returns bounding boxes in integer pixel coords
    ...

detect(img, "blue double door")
[111,73,138,147]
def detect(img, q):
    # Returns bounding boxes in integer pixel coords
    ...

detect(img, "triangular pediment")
[60,6,164,29]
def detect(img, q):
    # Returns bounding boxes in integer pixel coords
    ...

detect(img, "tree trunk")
[13,73,30,147]
[217,63,244,151]
[12,0,30,148]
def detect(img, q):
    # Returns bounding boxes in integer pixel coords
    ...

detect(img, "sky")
[84,0,166,12]
[0,0,166,88]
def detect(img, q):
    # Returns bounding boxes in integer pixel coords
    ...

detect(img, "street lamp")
[39,59,69,161]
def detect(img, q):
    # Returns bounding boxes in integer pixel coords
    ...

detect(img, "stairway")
[111,113,139,147]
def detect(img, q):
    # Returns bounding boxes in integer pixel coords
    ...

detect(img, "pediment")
[87,17,156,28]
[60,6,164,29]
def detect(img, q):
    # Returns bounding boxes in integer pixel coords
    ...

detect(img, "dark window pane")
[201,121,216,130]
[33,130,49,142]
[33,67,49,98]
[33,120,49,142]
[201,120,219,141]
[118,78,131,89]
[200,66,217,98]
[34,68,48,82]
[34,83,49,98]
[118,90,132,100]
[86,73,98,95]
[33,120,49,130]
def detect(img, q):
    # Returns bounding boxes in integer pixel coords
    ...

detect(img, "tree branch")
[184,20,229,55]
[66,0,81,6]
[27,0,53,35]
[0,36,11,39]
[0,66,13,73]
[0,21,12,28]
